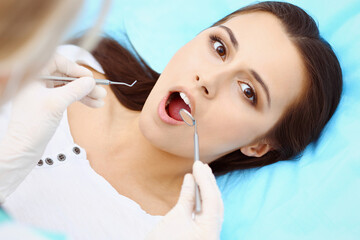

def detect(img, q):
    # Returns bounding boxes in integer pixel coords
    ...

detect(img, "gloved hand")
[0,53,107,203]
[146,161,224,240]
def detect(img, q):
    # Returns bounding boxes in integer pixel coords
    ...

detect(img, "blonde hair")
[0,0,110,104]
[0,0,85,73]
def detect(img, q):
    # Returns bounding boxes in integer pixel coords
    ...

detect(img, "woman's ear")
[240,141,273,157]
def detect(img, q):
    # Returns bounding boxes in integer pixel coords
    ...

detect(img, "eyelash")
[239,81,257,106]
[209,34,227,61]
[209,34,257,106]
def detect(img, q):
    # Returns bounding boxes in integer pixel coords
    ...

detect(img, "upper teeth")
[179,92,191,108]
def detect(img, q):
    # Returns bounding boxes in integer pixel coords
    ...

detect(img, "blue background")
[69,0,360,239]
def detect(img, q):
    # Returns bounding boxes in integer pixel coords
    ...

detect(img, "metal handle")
[40,76,110,85]
[40,76,137,87]
[194,122,202,213]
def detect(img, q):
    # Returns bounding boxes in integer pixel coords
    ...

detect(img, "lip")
[157,86,196,125]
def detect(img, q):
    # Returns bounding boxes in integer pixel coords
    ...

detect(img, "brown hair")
[92,1,342,176]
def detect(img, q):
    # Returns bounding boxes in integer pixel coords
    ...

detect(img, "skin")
[68,12,305,215]
[0,69,19,102]
[0,73,7,97]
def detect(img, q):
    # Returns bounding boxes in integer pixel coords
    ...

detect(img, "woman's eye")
[210,35,227,61]
[240,83,256,104]
[213,41,226,59]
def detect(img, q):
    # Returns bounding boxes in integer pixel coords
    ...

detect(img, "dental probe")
[179,109,202,214]
[41,75,137,87]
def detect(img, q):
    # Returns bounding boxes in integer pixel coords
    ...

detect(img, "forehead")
[221,12,306,113]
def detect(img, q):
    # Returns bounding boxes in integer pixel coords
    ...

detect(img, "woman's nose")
[195,74,217,99]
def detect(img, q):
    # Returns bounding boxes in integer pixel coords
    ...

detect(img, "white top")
[1,45,163,240]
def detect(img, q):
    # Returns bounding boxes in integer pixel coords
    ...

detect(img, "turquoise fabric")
[1,209,66,240]
[0,208,11,222]
[71,0,360,239]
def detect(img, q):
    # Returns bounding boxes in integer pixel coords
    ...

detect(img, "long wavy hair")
[91,1,342,176]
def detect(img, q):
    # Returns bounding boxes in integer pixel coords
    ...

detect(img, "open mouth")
[165,92,192,121]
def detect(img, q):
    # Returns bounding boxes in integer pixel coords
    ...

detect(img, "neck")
[100,101,193,207]
[121,116,193,182]
[68,85,192,202]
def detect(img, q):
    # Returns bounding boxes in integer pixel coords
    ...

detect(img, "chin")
[138,110,157,141]
[138,111,167,150]
[138,112,194,158]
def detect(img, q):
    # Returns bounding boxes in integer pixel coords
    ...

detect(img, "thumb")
[175,173,196,214]
[55,77,95,107]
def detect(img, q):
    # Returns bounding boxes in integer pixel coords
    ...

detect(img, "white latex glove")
[0,53,107,203]
[146,161,224,240]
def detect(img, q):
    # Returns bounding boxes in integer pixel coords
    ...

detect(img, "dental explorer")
[179,108,201,213]
[41,75,137,87]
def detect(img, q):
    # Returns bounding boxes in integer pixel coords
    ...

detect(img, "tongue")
[168,94,191,121]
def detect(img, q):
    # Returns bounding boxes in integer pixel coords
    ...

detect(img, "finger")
[192,161,223,218]
[86,85,107,100]
[55,77,95,108]
[45,80,66,88]
[16,79,45,97]
[175,173,196,215]
[80,96,105,108]
[203,163,224,219]
[193,161,218,190]
[203,163,218,186]
[53,54,93,77]
[45,79,55,88]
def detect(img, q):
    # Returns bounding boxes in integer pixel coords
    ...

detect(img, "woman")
[2,1,342,240]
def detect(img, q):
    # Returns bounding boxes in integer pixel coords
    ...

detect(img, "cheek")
[196,103,263,158]
[168,39,209,73]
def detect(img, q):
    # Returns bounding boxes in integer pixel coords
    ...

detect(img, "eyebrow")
[219,25,238,50]
[218,25,271,107]
[250,70,271,107]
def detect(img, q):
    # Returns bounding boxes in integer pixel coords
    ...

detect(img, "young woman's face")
[139,12,306,163]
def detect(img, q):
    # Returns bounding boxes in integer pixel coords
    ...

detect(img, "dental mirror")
[179,108,195,126]
[179,108,201,213]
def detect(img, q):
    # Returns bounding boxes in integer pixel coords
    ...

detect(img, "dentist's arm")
[146,161,224,240]
[0,53,107,203]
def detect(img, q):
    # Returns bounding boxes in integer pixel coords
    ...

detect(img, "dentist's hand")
[146,161,224,240]
[41,53,106,108]
[0,53,107,203]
